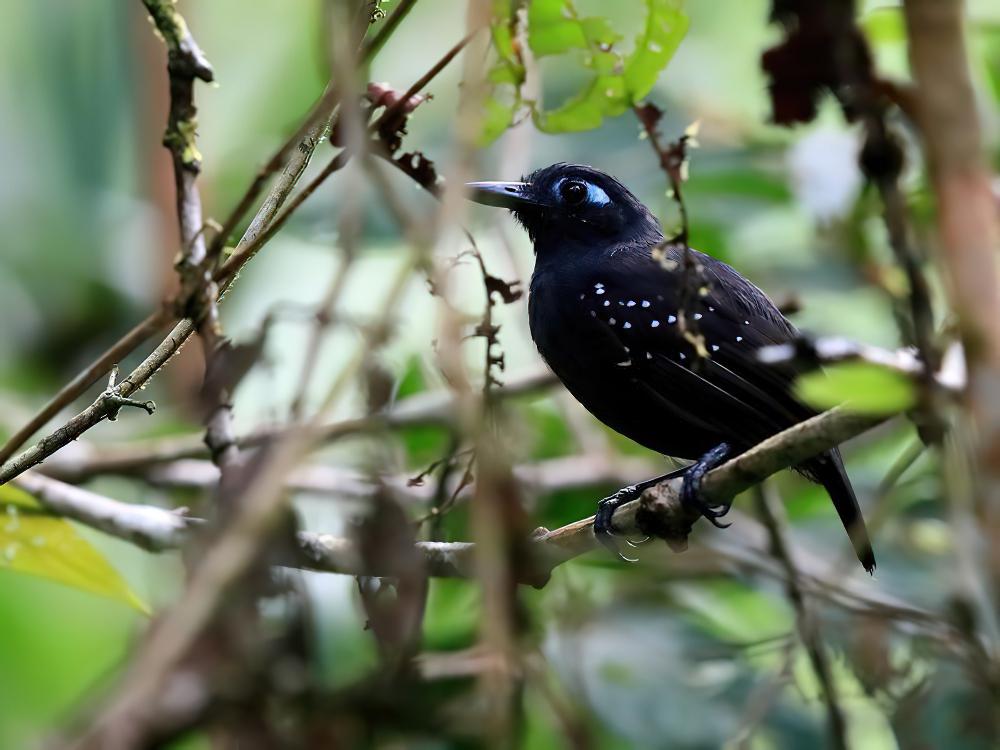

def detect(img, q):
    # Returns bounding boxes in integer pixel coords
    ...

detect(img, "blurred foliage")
[0,485,148,613]
[796,362,917,415]
[0,0,998,747]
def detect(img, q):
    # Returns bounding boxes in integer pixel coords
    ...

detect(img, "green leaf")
[490,7,518,61]
[795,362,917,416]
[860,7,906,45]
[580,17,623,47]
[532,0,687,133]
[623,0,689,99]
[479,95,519,146]
[0,485,149,614]
[527,0,588,56]
[533,74,628,133]
[484,0,688,139]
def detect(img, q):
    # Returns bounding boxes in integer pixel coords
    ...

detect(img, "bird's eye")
[560,180,588,206]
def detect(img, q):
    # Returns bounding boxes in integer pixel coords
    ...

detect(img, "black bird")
[467,163,875,573]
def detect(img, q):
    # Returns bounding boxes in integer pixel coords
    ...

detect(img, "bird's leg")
[680,442,733,528]
[594,466,688,561]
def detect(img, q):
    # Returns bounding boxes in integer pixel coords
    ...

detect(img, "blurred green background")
[0,0,998,747]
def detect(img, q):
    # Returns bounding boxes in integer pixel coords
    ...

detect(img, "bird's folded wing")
[582,258,816,446]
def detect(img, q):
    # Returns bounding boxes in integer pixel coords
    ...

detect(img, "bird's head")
[466,163,662,257]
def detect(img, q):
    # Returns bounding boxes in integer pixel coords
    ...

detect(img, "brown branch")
[903,0,1000,593]
[0,324,191,486]
[0,311,169,465]
[41,368,556,480]
[0,0,413,478]
[38,400,888,578]
[19,435,965,656]
[141,0,244,481]
[0,19,501,488]
[0,87,341,487]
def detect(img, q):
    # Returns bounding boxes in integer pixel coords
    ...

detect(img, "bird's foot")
[594,466,688,561]
[679,442,733,528]
[595,486,646,562]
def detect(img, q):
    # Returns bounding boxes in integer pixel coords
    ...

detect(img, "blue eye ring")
[556,178,612,207]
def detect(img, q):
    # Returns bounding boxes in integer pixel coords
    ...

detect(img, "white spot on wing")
[609,317,616,325]
[623,321,632,329]
[694,313,703,320]
[651,320,660,328]
[641,300,650,307]
[667,315,677,324]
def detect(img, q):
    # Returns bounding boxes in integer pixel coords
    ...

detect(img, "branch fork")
[101,365,156,422]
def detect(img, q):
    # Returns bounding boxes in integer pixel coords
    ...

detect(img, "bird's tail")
[809,449,876,574]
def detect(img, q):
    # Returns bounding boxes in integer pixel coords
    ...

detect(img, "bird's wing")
[580,250,815,447]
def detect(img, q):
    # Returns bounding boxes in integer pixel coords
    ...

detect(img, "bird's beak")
[465,181,543,209]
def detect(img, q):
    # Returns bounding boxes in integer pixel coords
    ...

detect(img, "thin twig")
[754,483,849,750]
[39,368,556,480]
[0,312,169,465]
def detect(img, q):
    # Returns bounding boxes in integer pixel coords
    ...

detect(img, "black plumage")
[467,163,875,573]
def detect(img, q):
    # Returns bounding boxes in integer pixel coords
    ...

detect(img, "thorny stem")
[634,106,708,357]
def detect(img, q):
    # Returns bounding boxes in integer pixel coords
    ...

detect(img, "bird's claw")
[594,487,643,563]
[624,535,651,548]
[679,443,733,528]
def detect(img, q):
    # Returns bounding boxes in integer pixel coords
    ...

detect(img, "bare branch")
[13,472,191,552]
[904,0,1000,646]
[38,400,888,579]
[42,368,556,480]
[754,484,848,750]
[0,312,169,465]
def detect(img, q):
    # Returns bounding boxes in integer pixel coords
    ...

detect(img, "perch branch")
[15,442,962,653]
[31,402,887,577]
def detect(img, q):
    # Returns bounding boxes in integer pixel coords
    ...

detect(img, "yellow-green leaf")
[534,74,628,133]
[478,95,519,146]
[795,362,917,416]
[860,7,905,45]
[527,0,588,56]
[0,485,150,614]
[623,0,689,99]
[484,0,688,139]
